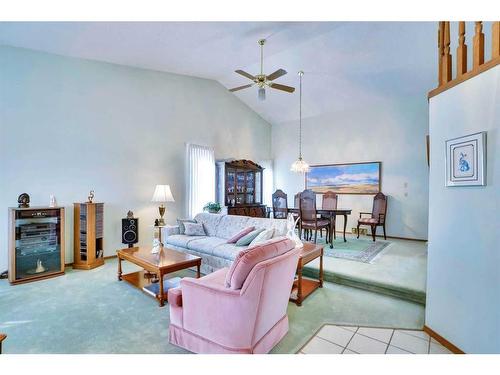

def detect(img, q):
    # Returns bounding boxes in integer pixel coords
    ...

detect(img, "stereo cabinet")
[73,202,104,270]
[8,206,65,284]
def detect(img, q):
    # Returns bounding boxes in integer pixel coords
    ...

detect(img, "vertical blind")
[187,143,215,218]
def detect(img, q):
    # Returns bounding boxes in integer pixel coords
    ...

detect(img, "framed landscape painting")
[445,131,486,187]
[305,162,381,194]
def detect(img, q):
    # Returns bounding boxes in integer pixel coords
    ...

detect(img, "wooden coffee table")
[290,242,324,306]
[117,246,201,307]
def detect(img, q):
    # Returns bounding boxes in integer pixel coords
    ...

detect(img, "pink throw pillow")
[225,237,295,290]
[226,226,255,244]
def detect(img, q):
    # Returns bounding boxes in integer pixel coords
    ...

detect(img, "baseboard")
[423,325,465,354]
[65,254,117,267]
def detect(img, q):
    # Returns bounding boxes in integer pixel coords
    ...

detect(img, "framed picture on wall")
[445,131,486,187]
[305,161,381,194]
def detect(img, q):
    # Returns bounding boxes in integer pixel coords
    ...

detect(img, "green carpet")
[0,258,424,354]
[303,235,427,304]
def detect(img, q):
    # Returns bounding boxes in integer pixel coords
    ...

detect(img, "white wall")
[0,46,272,270]
[426,65,500,353]
[272,94,430,240]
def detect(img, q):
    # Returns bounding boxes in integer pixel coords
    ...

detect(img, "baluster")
[492,22,500,59]
[473,21,485,68]
[456,22,467,77]
[438,22,444,85]
[441,22,452,83]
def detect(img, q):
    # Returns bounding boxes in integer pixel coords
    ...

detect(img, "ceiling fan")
[229,39,295,100]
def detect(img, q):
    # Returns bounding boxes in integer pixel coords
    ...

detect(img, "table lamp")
[151,185,175,226]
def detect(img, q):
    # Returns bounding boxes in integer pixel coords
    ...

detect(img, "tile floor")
[299,324,454,354]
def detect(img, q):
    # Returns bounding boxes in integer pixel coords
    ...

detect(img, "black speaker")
[122,218,139,246]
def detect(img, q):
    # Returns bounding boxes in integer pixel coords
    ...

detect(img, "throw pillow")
[226,226,255,244]
[235,228,265,246]
[183,222,206,236]
[177,218,196,234]
[248,228,275,247]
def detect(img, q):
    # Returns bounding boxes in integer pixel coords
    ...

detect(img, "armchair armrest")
[168,287,183,307]
[161,225,180,239]
[359,212,372,218]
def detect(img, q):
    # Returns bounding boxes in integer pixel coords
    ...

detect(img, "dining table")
[287,207,352,249]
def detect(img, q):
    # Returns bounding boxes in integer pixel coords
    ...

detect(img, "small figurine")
[154,219,159,227]
[17,193,30,208]
[87,190,95,203]
[151,238,162,254]
[35,259,46,273]
[127,210,134,219]
[49,194,56,208]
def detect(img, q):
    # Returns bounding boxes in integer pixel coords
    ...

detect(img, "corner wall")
[426,65,500,353]
[0,46,272,270]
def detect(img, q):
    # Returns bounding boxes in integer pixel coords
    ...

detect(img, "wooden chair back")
[322,191,338,210]
[299,189,317,221]
[272,189,288,219]
[372,192,387,223]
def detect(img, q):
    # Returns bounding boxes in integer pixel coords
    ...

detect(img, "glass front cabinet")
[218,159,266,217]
[8,207,65,284]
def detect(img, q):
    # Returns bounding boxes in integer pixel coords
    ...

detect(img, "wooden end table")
[290,242,324,306]
[117,246,201,307]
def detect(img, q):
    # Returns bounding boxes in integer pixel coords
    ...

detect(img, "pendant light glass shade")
[290,71,309,173]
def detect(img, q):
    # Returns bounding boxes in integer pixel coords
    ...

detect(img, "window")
[187,143,215,217]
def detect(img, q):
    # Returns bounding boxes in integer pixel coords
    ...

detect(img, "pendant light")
[290,71,310,173]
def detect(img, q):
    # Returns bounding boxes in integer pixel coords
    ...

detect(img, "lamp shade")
[151,185,175,203]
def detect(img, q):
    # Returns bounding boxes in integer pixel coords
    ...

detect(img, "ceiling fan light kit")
[229,39,295,100]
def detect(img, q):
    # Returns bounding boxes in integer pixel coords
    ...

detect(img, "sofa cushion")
[166,234,204,248]
[246,217,288,237]
[236,228,265,246]
[248,228,274,247]
[194,213,224,237]
[226,226,255,244]
[187,237,227,255]
[177,218,196,234]
[211,243,244,261]
[215,215,251,239]
[225,237,295,290]
[184,222,206,236]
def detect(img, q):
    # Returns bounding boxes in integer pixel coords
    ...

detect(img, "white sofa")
[161,212,288,274]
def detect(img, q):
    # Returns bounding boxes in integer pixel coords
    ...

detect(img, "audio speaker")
[122,217,139,246]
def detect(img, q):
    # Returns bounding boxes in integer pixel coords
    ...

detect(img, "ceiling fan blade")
[235,70,256,81]
[269,83,295,93]
[266,68,287,81]
[229,84,253,92]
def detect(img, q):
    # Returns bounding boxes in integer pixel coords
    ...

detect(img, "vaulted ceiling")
[0,22,437,125]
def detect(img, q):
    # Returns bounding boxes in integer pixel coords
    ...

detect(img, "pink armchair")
[168,238,300,354]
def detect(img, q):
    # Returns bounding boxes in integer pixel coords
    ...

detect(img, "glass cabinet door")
[226,169,236,205]
[14,209,62,280]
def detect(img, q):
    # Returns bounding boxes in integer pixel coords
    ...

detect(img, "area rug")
[323,239,391,263]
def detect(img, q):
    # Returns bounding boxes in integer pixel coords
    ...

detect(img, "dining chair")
[299,189,330,244]
[272,189,288,219]
[357,192,388,241]
[321,191,338,240]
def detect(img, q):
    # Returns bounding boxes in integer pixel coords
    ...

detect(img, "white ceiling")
[0,22,437,125]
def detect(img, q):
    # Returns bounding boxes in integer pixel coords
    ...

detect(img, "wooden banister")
[457,21,467,77]
[473,21,485,68]
[429,21,500,98]
[442,22,452,83]
[493,22,500,59]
